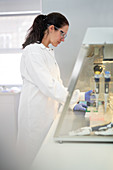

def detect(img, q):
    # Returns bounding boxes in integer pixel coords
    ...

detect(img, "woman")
[17,12,92,165]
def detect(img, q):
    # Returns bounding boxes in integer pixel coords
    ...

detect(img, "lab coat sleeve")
[71,90,85,104]
[67,90,85,110]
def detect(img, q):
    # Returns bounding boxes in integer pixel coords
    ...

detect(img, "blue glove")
[85,90,95,103]
[73,103,87,111]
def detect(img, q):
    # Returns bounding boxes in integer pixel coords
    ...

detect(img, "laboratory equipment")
[69,122,113,136]
[54,27,113,143]
[94,65,103,111]
[94,73,100,111]
[104,71,111,112]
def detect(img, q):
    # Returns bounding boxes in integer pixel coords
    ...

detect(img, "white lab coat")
[17,43,85,165]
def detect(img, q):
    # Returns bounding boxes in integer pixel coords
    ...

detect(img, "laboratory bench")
[32,113,113,170]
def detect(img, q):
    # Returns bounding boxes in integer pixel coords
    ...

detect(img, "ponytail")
[22,15,48,48]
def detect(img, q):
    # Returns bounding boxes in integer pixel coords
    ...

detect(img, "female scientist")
[17,12,92,165]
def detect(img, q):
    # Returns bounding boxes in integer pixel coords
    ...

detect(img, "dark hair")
[22,12,69,48]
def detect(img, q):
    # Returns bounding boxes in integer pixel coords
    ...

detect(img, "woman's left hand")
[73,103,87,111]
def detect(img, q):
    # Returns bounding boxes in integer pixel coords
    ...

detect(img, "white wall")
[42,0,113,86]
[0,0,41,12]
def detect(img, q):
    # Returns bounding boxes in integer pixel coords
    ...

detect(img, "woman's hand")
[73,103,87,111]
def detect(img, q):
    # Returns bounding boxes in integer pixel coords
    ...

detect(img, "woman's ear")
[48,25,54,32]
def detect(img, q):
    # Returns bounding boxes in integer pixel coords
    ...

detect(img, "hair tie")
[43,15,47,21]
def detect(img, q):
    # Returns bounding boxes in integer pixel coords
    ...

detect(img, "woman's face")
[49,25,69,47]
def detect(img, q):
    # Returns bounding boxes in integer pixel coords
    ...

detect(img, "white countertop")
[32,114,113,170]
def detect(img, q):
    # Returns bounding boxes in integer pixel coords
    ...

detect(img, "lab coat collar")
[39,43,53,51]
[39,43,47,49]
